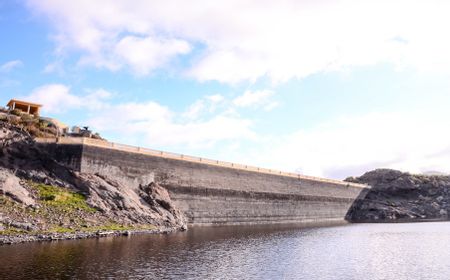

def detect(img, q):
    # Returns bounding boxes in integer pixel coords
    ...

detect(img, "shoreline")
[3,218,450,246]
[0,220,347,246]
[349,218,450,224]
[0,227,180,245]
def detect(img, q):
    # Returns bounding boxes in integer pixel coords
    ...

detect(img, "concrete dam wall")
[38,137,370,226]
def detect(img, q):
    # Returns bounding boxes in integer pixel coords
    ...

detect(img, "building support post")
[12,102,15,110]
[27,105,31,114]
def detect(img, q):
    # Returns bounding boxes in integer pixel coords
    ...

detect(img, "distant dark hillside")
[345,169,450,222]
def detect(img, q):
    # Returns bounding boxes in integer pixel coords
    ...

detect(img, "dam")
[37,137,370,226]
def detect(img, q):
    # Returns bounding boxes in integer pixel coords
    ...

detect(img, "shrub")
[92,132,103,140]
[10,109,22,116]
[20,114,37,124]
[42,126,57,136]
[27,126,44,137]
[38,120,50,129]
[8,116,20,126]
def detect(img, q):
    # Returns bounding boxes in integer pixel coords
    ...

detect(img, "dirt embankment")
[0,121,186,245]
[345,169,450,222]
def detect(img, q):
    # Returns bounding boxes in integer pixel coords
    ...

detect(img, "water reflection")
[1,222,450,279]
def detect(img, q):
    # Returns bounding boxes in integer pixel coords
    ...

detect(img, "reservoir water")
[1,222,450,279]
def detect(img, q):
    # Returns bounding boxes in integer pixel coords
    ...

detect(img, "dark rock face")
[345,169,450,222]
[140,182,187,229]
[0,122,187,237]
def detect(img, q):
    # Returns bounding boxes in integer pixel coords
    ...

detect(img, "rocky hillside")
[345,169,450,222]
[0,121,186,244]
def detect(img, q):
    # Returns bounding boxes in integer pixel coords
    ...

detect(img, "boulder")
[0,168,35,206]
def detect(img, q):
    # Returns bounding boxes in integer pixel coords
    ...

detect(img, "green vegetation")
[85,223,134,232]
[1,184,159,237]
[45,223,156,234]
[48,226,76,234]
[0,111,58,137]
[0,227,28,236]
[32,183,96,213]
[38,119,50,129]
[83,223,156,232]
[0,224,157,236]
[10,109,22,116]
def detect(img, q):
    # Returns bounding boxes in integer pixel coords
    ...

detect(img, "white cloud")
[23,84,254,149]
[0,60,23,72]
[183,90,277,122]
[183,100,205,120]
[189,50,268,84]
[233,90,277,110]
[113,36,190,75]
[43,60,64,74]
[83,88,113,110]
[88,101,255,149]
[263,102,279,112]
[247,112,450,179]
[24,84,81,113]
[23,84,111,113]
[183,94,225,120]
[205,94,224,104]
[26,1,450,82]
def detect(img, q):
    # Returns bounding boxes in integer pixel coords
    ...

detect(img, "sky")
[2,0,450,179]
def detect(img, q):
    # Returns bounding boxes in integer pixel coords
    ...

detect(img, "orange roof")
[7,99,43,108]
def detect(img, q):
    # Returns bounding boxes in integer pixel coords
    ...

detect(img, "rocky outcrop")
[73,173,186,228]
[0,121,186,243]
[0,168,35,206]
[345,169,450,222]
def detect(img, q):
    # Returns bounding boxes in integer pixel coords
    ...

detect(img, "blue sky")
[2,0,450,179]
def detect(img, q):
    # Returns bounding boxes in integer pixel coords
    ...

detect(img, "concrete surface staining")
[40,139,370,226]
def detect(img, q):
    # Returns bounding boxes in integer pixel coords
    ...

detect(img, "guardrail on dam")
[37,137,370,226]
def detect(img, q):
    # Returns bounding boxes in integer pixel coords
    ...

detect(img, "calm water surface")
[1,222,450,279]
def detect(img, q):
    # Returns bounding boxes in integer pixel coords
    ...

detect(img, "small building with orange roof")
[6,99,42,115]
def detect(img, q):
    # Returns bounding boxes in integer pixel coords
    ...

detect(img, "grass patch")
[48,226,76,234]
[0,227,28,236]
[85,223,135,232]
[50,223,157,233]
[87,223,157,232]
[32,183,96,213]
[135,224,157,230]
